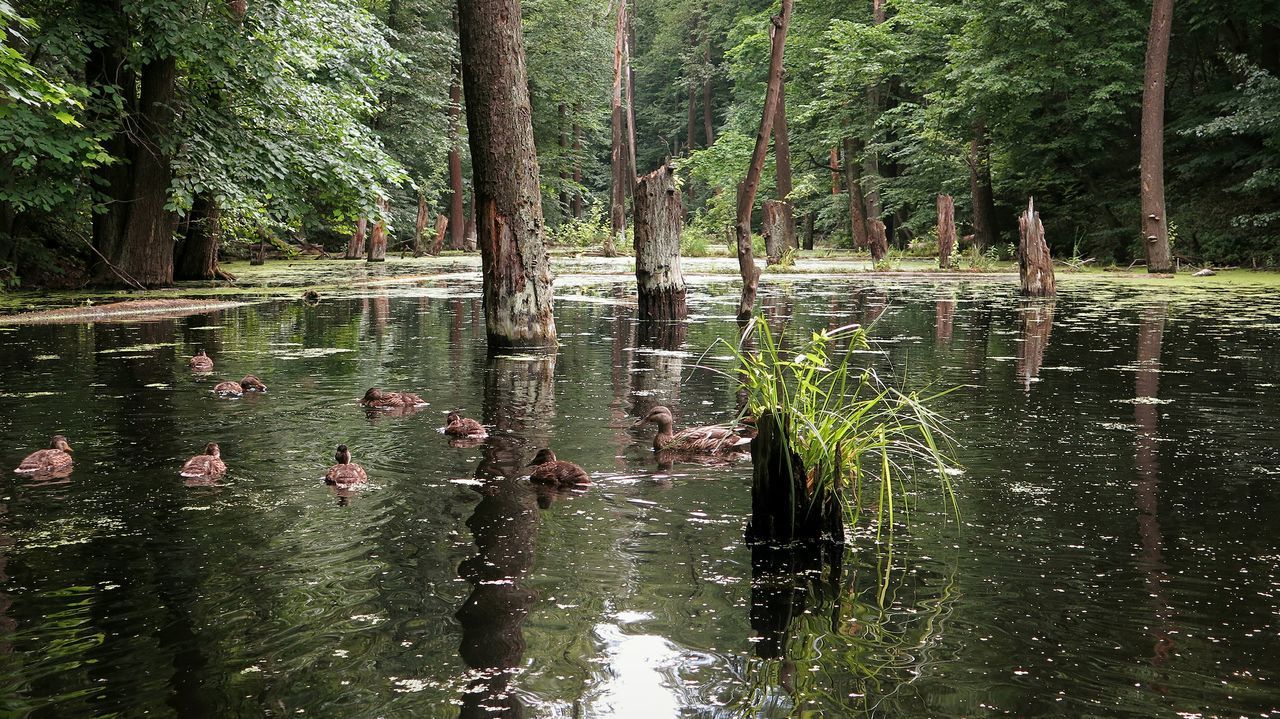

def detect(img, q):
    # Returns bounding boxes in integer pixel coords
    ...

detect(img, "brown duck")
[188,350,214,372]
[213,375,267,396]
[632,406,751,454]
[15,435,74,474]
[444,411,487,439]
[181,442,227,478]
[325,444,368,486]
[361,388,426,409]
[527,448,591,487]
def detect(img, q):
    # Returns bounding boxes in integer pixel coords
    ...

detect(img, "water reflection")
[1134,304,1174,671]
[936,296,955,344]
[1016,300,1054,393]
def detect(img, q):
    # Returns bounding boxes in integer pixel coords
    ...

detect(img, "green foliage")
[546,202,612,249]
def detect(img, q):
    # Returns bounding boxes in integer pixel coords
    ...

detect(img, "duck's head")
[363,388,384,402]
[528,448,557,466]
[240,375,267,392]
[195,350,208,358]
[335,444,352,465]
[204,442,221,457]
[632,406,674,430]
[50,435,72,453]
[446,410,461,424]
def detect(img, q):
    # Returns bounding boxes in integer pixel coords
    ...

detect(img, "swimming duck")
[527,448,591,487]
[14,435,74,474]
[188,350,214,372]
[180,442,227,478]
[325,444,368,485]
[360,387,426,409]
[213,375,267,396]
[444,411,487,439]
[632,406,751,455]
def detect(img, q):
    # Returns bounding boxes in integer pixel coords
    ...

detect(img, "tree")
[458,0,557,348]
[1140,0,1173,273]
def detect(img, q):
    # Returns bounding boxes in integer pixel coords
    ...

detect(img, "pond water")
[1,273,1278,718]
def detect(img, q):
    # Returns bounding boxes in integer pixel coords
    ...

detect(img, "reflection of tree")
[1015,301,1055,394]
[630,319,686,421]
[935,297,955,344]
[456,353,556,718]
[1134,304,1174,670]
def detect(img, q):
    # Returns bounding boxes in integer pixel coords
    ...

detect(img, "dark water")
[1,275,1278,718]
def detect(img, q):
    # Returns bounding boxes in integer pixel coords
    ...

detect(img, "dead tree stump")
[748,412,845,544]
[345,217,367,259]
[367,198,389,263]
[802,211,814,251]
[937,193,956,268]
[868,217,889,263]
[633,163,687,323]
[763,200,795,264]
[1018,197,1056,296]
[430,214,449,255]
[412,196,429,257]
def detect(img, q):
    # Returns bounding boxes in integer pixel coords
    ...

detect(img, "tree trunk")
[735,0,791,321]
[346,217,367,259]
[557,103,570,219]
[464,201,478,251]
[431,214,449,255]
[748,411,844,544]
[250,227,267,265]
[86,23,136,280]
[633,163,687,324]
[763,200,787,265]
[1140,0,1173,273]
[868,217,888,263]
[937,193,956,269]
[413,194,429,257]
[861,0,886,240]
[773,79,796,252]
[448,50,467,251]
[687,82,697,153]
[175,194,231,281]
[367,197,388,262]
[968,126,998,253]
[607,0,630,257]
[105,56,179,287]
[702,42,714,145]
[458,0,558,348]
[623,0,638,187]
[829,148,840,195]
[571,116,583,219]
[1018,197,1056,297]
[841,137,869,251]
[803,210,814,250]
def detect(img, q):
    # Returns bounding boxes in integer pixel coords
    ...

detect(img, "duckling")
[213,375,267,396]
[188,350,214,372]
[632,406,751,455]
[14,435,74,474]
[527,448,591,487]
[325,444,368,486]
[180,442,227,478]
[361,387,426,409]
[444,410,487,439]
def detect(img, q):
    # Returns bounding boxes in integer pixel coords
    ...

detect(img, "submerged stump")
[633,163,687,324]
[1018,197,1056,296]
[748,411,844,544]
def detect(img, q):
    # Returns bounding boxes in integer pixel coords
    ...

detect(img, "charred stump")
[633,163,687,324]
[748,411,844,544]
[937,193,956,269]
[1018,198,1056,297]
[345,217,367,260]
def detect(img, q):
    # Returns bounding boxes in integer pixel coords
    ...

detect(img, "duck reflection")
[1134,304,1174,671]
[1015,300,1055,393]
[456,353,556,718]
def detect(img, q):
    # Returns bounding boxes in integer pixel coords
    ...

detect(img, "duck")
[188,350,214,372]
[213,375,267,396]
[180,442,227,478]
[527,448,591,487]
[444,411,487,439]
[325,444,368,486]
[360,387,426,409]
[14,435,74,474]
[632,406,751,455]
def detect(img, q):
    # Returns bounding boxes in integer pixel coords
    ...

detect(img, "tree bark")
[841,137,869,251]
[773,78,796,252]
[607,0,631,257]
[803,210,814,250]
[448,48,467,251]
[86,17,136,279]
[623,0,637,186]
[1018,197,1056,296]
[346,217,367,259]
[175,194,231,281]
[687,82,697,153]
[367,197,388,262]
[968,126,998,253]
[868,217,888,263]
[104,56,179,287]
[937,193,956,269]
[763,200,787,265]
[747,411,844,544]
[735,0,791,320]
[702,42,714,145]
[431,214,449,255]
[458,0,558,348]
[571,115,583,219]
[413,194,429,257]
[829,147,840,195]
[633,163,687,324]
[1140,0,1173,273]
[464,201,477,251]
[558,103,570,219]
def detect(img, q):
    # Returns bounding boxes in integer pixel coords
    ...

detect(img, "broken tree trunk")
[367,197,388,263]
[763,200,788,265]
[430,214,449,256]
[458,0,558,348]
[1018,198,1056,297]
[868,218,888,263]
[633,163,687,324]
[413,194,429,257]
[346,217,367,259]
[1140,0,1173,273]
[937,193,956,269]
[735,0,791,321]
[748,411,844,544]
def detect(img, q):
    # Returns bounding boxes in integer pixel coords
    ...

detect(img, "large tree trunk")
[803,210,814,250]
[346,217,367,259]
[859,0,887,245]
[829,148,840,195]
[735,0,791,320]
[86,22,136,279]
[1018,197,1056,297]
[448,49,467,251]
[1140,0,1173,273]
[367,197,388,262]
[968,125,998,253]
[773,79,796,253]
[937,193,956,269]
[571,115,583,219]
[763,200,787,265]
[175,194,232,281]
[633,163,686,323]
[458,0,558,349]
[104,56,179,287]
[607,0,631,257]
[623,0,638,186]
[841,137,869,251]
[413,194,429,257]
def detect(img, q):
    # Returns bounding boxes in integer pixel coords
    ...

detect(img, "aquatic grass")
[711,316,958,543]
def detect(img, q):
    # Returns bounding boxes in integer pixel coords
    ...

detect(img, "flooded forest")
[2,0,1279,717]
